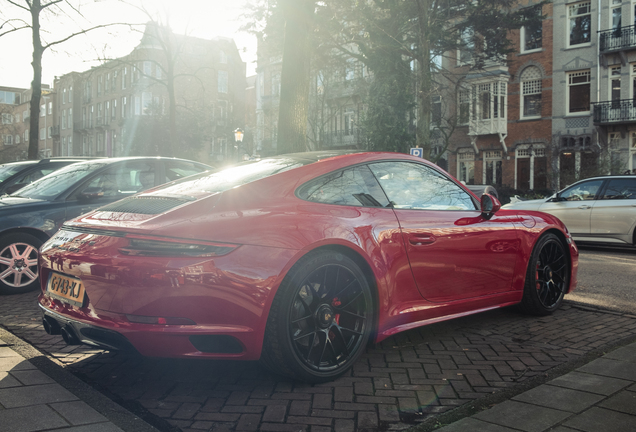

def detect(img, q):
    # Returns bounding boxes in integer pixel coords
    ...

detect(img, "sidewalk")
[435,340,636,432]
[0,328,158,432]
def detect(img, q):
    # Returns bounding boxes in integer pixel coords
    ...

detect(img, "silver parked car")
[503,175,636,246]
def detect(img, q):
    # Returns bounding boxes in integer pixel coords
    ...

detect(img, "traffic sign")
[410,148,423,158]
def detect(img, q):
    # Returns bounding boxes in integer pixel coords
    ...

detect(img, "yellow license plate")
[47,272,85,307]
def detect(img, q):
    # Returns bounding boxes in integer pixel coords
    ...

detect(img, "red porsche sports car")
[38,152,578,382]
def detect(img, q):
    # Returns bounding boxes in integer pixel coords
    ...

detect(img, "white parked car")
[503,175,636,246]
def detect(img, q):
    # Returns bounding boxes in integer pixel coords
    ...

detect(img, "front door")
[539,179,604,236]
[368,161,519,303]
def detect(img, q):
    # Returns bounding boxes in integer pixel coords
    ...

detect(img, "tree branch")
[43,22,138,52]
[41,0,64,10]
[4,0,30,12]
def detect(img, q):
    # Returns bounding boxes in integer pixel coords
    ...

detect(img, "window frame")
[566,70,591,115]
[567,1,592,48]
[520,5,543,53]
[520,67,543,119]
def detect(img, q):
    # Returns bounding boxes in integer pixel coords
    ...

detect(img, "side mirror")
[79,187,104,200]
[481,193,501,219]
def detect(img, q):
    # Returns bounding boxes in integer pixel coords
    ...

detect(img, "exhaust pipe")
[60,326,81,345]
[42,317,61,335]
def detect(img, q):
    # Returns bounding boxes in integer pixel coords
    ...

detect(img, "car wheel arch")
[0,227,50,244]
[261,243,381,353]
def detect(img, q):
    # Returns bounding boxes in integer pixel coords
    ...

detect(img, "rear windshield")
[0,163,33,182]
[147,157,305,197]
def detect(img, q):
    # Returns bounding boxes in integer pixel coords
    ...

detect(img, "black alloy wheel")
[520,233,569,315]
[262,251,373,382]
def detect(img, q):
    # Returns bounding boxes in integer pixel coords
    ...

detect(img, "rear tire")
[261,250,373,383]
[519,233,569,315]
[0,233,43,295]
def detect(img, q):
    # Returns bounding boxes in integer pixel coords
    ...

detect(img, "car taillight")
[119,236,239,257]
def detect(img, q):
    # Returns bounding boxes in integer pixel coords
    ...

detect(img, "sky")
[0,0,258,89]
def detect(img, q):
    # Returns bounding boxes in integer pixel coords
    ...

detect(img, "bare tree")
[0,0,133,160]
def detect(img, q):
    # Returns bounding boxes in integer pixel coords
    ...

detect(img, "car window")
[601,178,636,200]
[72,161,156,199]
[12,162,107,200]
[0,164,33,182]
[297,165,390,207]
[560,180,603,201]
[151,158,303,197]
[14,168,56,184]
[164,160,209,182]
[368,161,477,211]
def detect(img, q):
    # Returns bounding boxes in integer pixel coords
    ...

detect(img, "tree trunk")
[416,0,432,160]
[277,0,314,154]
[28,0,43,160]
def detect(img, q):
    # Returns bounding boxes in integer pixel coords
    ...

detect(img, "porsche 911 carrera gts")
[37,151,578,382]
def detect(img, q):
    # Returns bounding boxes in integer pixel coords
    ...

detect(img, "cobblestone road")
[2,291,636,432]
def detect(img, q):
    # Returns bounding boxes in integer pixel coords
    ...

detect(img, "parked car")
[37,151,578,383]
[503,175,636,247]
[0,157,100,196]
[0,157,211,294]
[0,161,39,183]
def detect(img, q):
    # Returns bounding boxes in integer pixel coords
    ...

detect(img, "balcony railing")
[319,130,366,148]
[599,25,636,52]
[592,99,636,124]
[469,117,507,136]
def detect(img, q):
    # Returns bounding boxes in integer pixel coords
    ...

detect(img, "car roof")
[0,160,38,167]
[575,175,636,181]
[63,156,208,167]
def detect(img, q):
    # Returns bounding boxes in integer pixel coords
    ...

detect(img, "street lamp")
[234,128,244,162]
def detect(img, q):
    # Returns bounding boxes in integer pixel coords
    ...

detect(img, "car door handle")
[577,205,591,209]
[409,233,436,246]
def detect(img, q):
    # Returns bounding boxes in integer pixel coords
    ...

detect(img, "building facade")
[3,24,247,166]
[53,24,246,165]
[1,85,55,162]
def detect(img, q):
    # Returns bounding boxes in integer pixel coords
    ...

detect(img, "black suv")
[0,157,98,196]
[0,157,211,295]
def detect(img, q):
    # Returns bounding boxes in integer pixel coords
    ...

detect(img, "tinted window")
[0,163,33,182]
[164,160,209,182]
[297,165,389,207]
[14,167,56,184]
[560,180,603,201]
[369,161,477,210]
[152,158,303,197]
[601,178,636,200]
[13,162,107,200]
[71,161,156,199]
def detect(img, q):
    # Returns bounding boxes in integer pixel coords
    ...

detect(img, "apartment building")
[52,23,246,164]
[0,85,55,162]
[255,39,370,156]
[592,0,636,175]
[439,2,554,191]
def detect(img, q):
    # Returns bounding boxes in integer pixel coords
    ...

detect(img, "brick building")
[2,24,247,166]
[441,1,555,192]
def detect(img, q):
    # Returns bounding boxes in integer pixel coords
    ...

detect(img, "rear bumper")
[38,295,260,359]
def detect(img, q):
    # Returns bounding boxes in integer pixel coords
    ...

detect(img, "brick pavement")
[1,291,636,432]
